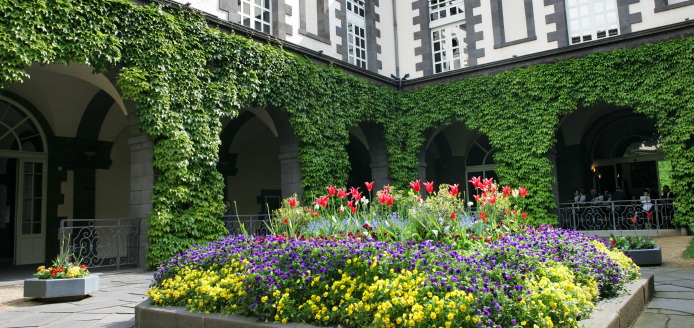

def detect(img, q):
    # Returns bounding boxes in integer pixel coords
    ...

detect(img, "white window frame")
[346,0,366,18]
[347,21,367,69]
[238,0,272,34]
[565,0,619,45]
[428,0,465,29]
[431,23,468,74]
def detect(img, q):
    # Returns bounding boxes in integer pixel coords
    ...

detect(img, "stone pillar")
[360,123,391,188]
[278,140,303,201]
[127,114,155,269]
[417,150,428,196]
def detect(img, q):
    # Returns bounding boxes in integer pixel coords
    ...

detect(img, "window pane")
[263,24,270,34]
[23,199,32,222]
[243,3,250,15]
[33,199,41,222]
[243,17,250,27]
[33,175,42,198]
[22,223,31,234]
[33,222,41,234]
[263,11,270,23]
[23,174,32,198]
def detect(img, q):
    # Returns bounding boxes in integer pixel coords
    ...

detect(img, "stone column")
[360,123,392,188]
[278,140,303,201]
[127,114,155,269]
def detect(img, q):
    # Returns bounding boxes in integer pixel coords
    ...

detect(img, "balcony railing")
[59,218,141,269]
[558,199,676,231]
[221,214,274,236]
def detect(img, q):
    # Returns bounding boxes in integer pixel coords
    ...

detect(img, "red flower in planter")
[469,176,482,190]
[646,212,652,218]
[326,185,336,196]
[610,240,616,246]
[80,264,88,269]
[631,217,637,223]
[50,270,56,276]
[364,181,374,191]
[450,184,459,196]
[289,198,296,207]
[424,181,434,193]
[409,180,421,192]
[518,187,528,197]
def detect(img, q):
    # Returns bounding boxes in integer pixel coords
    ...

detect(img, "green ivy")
[394,39,694,226]
[2,0,692,266]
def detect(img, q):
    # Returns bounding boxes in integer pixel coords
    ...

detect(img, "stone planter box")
[24,275,99,300]
[623,246,662,266]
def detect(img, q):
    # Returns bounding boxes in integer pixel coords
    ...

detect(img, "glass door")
[15,161,45,265]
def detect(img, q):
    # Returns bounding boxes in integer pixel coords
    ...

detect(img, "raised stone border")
[135,275,654,328]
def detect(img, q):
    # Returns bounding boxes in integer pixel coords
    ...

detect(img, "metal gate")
[59,218,141,270]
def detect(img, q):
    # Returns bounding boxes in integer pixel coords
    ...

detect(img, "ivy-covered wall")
[2,0,692,266]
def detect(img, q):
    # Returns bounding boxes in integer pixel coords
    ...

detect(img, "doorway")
[0,158,17,266]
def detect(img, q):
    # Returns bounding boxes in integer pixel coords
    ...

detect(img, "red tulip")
[316,195,329,207]
[480,212,487,222]
[314,212,319,217]
[307,208,313,213]
[382,184,391,195]
[337,189,348,198]
[522,212,527,219]
[289,198,296,207]
[469,176,482,190]
[513,210,517,215]
[646,212,652,218]
[506,210,510,215]
[424,181,434,193]
[485,238,492,242]
[283,218,288,224]
[347,200,354,208]
[364,182,374,191]
[631,217,637,223]
[450,184,459,196]
[378,193,388,204]
[473,194,480,203]
[352,206,357,214]
[502,186,511,197]
[451,212,455,219]
[409,179,421,192]
[610,240,616,246]
[518,187,527,198]
[483,178,493,188]
[386,195,394,206]
[326,185,336,196]
[350,186,362,201]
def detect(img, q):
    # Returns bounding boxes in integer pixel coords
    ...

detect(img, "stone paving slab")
[654,291,694,300]
[40,320,98,328]
[91,314,136,328]
[0,313,68,328]
[0,313,31,326]
[634,267,694,328]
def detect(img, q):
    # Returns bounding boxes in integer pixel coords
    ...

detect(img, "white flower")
[467,202,473,207]
[340,205,345,211]
[361,197,369,205]
[314,204,320,210]
[512,189,520,198]
[296,209,302,214]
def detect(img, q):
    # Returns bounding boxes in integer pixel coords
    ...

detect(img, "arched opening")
[555,105,671,230]
[346,128,372,191]
[0,96,48,266]
[221,109,281,216]
[464,135,498,203]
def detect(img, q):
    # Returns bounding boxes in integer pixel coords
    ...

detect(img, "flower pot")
[622,246,662,266]
[24,275,99,301]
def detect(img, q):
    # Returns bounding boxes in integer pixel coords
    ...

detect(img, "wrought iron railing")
[59,218,141,270]
[558,199,676,231]
[221,214,274,236]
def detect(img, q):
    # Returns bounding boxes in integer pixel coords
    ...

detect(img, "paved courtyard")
[0,267,692,327]
[0,272,150,328]
[634,267,694,328]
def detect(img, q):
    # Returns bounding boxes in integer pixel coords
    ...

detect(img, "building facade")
[0,0,691,269]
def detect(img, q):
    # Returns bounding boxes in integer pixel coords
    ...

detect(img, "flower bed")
[148,226,639,328]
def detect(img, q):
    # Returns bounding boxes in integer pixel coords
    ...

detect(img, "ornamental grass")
[148,226,639,328]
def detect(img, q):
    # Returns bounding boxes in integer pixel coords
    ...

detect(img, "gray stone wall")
[127,114,155,269]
